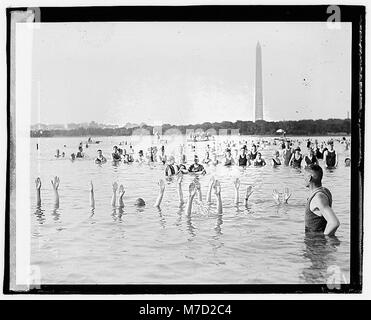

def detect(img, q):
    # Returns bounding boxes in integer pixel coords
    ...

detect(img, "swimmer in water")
[188,155,206,175]
[55,149,61,158]
[344,157,351,167]
[238,147,250,167]
[304,148,318,167]
[95,149,107,164]
[253,152,266,167]
[303,164,340,235]
[112,146,121,161]
[224,148,235,166]
[289,148,303,168]
[165,156,179,176]
[76,146,84,158]
[271,150,281,166]
[323,141,338,169]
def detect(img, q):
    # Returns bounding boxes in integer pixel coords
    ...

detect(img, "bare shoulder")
[311,192,330,211]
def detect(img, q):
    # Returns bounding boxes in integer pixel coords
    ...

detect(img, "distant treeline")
[30,118,351,138]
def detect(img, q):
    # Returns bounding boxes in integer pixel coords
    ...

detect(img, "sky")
[30,22,351,125]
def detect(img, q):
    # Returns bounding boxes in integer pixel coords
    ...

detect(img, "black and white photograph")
[2,4,365,295]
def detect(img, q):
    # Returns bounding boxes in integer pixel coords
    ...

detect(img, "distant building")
[254,42,264,121]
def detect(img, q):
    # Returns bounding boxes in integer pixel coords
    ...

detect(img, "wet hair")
[97,149,102,152]
[306,164,323,184]
[135,198,146,207]
[295,147,301,152]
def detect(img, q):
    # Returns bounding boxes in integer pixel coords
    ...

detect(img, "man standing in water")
[323,140,338,169]
[304,164,340,236]
[282,140,293,166]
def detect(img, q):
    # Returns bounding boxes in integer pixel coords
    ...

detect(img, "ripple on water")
[30,136,351,284]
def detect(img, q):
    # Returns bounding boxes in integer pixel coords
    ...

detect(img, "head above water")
[304,164,323,188]
[135,198,146,207]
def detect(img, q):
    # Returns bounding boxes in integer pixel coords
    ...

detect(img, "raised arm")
[176,173,184,205]
[213,180,223,214]
[89,181,95,209]
[118,184,125,208]
[194,179,203,202]
[244,185,253,207]
[206,176,215,203]
[234,177,240,205]
[186,182,197,215]
[111,182,118,207]
[288,154,294,166]
[335,151,338,167]
[313,193,340,236]
[154,179,165,208]
[283,187,292,204]
[35,177,41,207]
[50,176,60,208]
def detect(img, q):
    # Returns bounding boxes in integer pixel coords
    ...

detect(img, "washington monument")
[254,42,264,121]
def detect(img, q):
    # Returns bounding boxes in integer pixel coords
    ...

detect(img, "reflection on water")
[30,135,350,284]
[301,233,341,284]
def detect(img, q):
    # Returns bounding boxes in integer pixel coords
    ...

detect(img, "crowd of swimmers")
[53,136,351,177]
[39,136,349,237]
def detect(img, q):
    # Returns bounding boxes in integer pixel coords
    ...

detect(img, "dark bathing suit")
[314,148,323,159]
[291,155,302,168]
[254,159,265,167]
[224,156,233,166]
[188,163,205,173]
[304,155,317,166]
[272,158,281,166]
[239,154,248,166]
[326,150,336,168]
[165,164,178,176]
[284,149,292,166]
[250,151,257,160]
[305,187,332,233]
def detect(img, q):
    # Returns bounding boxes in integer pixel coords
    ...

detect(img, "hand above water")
[189,182,197,198]
[245,185,253,200]
[35,177,41,190]
[234,178,240,190]
[272,189,280,204]
[283,187,292,203]
[118,184,125,197]
[213,180,221,196]
[158,179,165,193]
[112,181,118,193]
[51,176,60,191]
[176,173,183,185]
